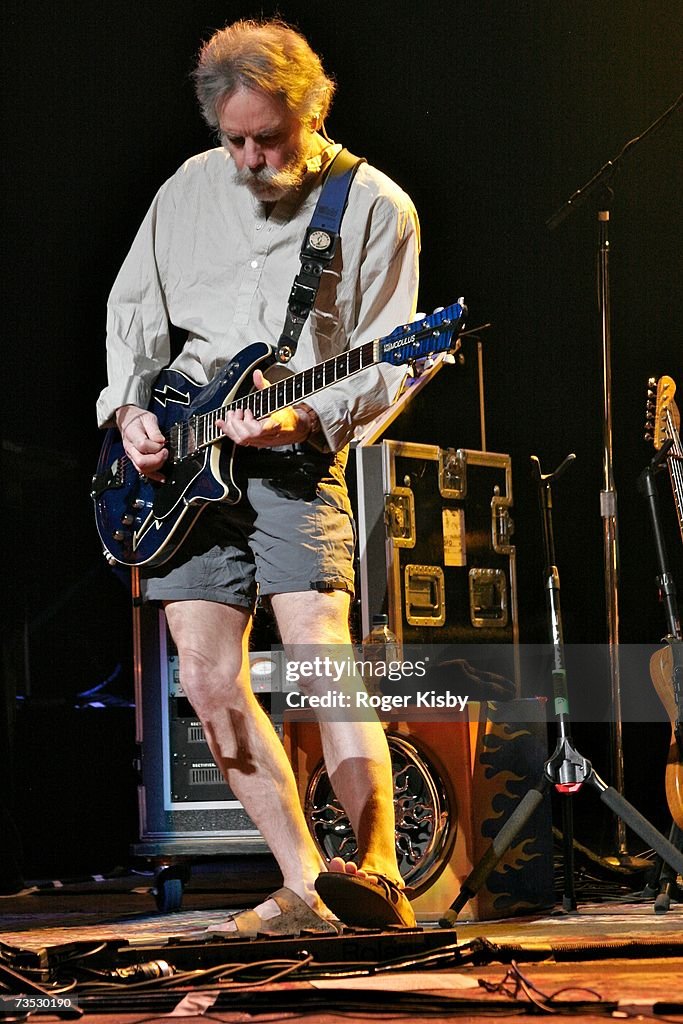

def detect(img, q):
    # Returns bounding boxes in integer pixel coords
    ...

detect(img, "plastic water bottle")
[361,614,401,693]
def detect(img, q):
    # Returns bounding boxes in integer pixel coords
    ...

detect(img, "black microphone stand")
[546,92,683,860]
[439,454,683,926]
[638,437,683,913]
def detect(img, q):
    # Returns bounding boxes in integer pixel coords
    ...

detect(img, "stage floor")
[1,868,682,1023]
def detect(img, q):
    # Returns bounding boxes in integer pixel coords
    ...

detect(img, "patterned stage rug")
[0,907,246,951]
[1,899,682,954]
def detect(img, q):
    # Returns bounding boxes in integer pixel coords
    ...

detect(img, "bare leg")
[271,590,402,885]
[163,599,330,918]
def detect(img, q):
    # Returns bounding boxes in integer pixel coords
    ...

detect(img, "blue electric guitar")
[92,301,467,567]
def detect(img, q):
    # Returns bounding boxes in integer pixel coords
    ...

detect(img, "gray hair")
[193,19,336,129]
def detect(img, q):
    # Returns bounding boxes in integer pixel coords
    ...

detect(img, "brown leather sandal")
[206,886,340,938]
[315,871,416,928]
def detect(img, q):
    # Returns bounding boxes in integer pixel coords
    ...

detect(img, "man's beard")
[233,153,308,201]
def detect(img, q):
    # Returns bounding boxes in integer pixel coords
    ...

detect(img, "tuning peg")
[432,305,444,314]
[442,354,456,364]
[644,431,653,442]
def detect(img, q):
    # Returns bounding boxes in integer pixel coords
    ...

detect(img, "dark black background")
[2,1,681,876]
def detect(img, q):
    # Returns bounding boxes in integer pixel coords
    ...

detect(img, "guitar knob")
[113,529,127,541]
[121,514,135,526]
[132,499,146,510]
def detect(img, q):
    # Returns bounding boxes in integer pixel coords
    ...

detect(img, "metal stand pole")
[597,199,628,857]
[546,94,682,859]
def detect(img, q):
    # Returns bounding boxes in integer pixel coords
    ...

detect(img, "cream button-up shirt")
[97,144,420,453]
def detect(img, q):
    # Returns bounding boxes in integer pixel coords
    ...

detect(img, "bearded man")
[97,18,420,933]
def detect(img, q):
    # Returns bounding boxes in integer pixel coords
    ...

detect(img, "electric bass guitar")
[645,375,683,829]
[92,301,467,568]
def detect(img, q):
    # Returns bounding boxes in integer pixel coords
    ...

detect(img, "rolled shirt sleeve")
[96,184,176,427]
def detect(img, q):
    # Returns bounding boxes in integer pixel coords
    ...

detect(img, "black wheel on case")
[154,865,189,912]
[155,874,183,912]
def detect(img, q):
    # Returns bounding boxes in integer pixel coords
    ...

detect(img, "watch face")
[309,229,332,251]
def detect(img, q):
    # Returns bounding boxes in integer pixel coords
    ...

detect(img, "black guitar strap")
[275,147,365,363]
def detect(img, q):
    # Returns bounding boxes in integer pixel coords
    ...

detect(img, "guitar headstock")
[378,300,467,367]
[645,375,679,449]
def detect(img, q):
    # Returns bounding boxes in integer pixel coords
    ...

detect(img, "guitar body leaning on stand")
[641,375,683,909]
[650,643,683,832]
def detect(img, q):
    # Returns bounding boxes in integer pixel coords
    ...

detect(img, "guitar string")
[665,406,683,538]
[174,344,367,458]
[177,331,435,457]
[171,306,461,459]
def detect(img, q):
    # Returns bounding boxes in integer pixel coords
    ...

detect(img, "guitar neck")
[666,408,683,540]
[195,339,377,452]
[168,300,466,459]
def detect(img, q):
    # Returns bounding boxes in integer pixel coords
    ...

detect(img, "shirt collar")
[304,142,342,175]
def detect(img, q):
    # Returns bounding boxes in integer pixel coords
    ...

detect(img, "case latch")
[404,564,446,626]
[439,448,467,499]
[491,485,514,554]
[469,568,508,627]
[385,487,415,547]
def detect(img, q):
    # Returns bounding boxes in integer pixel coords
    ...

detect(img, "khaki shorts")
[141,446,355,608]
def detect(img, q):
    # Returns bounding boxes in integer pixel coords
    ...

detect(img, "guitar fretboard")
[163,299,465,462]
[665,407,683,541]
[173,339,376,457]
